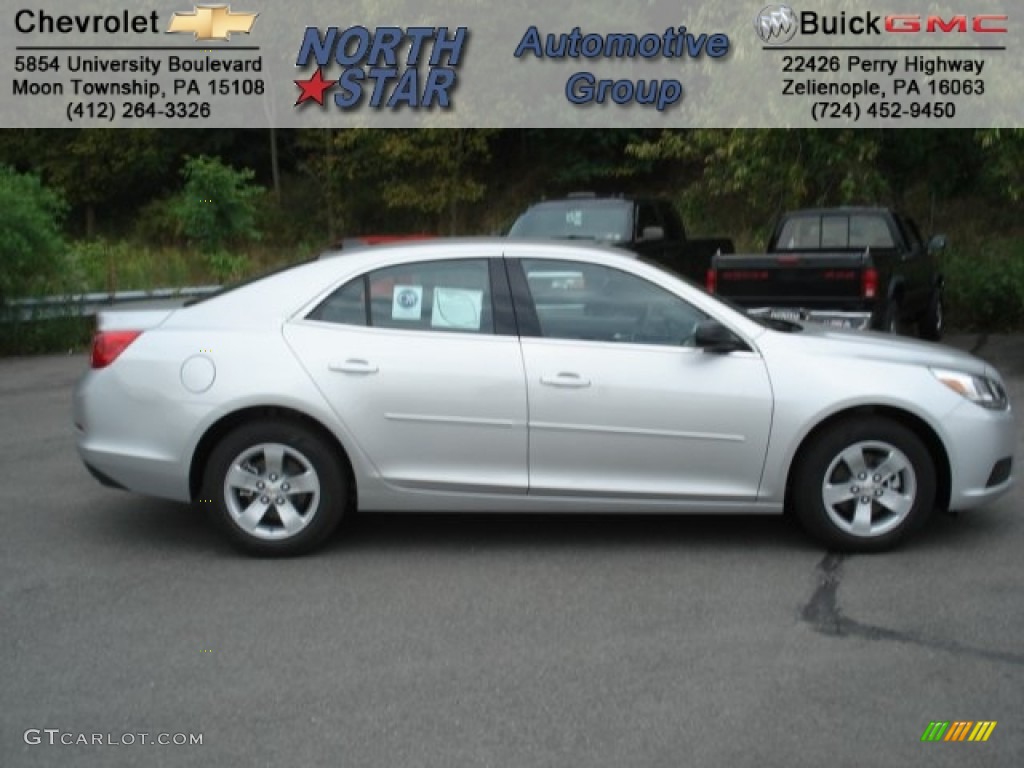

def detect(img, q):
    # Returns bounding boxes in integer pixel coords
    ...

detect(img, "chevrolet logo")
[167,4,258,41]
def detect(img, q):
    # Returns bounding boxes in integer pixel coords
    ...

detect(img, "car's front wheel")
[203,420,346,556]
[791,417,935,552]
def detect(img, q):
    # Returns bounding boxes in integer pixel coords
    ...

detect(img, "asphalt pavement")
[1,335,1022,767]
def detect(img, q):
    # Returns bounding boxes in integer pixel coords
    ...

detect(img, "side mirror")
[641,225,665,242]
[694,320,747,354]
[928,234,947,253]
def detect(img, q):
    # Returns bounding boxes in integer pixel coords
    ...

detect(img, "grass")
[941,239,1024,332]
[0,314,94,357]
[0,240,314,357]
[60,239,310,294]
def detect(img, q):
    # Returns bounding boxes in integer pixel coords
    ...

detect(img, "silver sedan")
[73,239,1015,555]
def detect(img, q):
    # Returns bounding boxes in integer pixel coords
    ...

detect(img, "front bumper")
[748,307,872,330]
[944,399,1016,510]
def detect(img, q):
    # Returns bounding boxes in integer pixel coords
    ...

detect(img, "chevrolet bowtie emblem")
[167,4,258,41]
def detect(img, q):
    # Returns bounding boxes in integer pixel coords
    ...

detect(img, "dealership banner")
[0,0,1019,127]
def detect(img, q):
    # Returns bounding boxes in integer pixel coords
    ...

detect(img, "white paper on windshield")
[432,288,483,330]
[392,285,423,320]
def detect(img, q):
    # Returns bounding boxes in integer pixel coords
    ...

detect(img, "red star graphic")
[294,68,334,106]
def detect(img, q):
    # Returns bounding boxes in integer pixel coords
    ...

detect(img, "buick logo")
[755,4,798,45]
[397,289,419,308]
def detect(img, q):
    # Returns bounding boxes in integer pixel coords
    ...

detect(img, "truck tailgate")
[712,251,867,303]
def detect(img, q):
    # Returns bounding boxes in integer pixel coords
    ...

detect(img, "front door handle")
[540,372,591,389]
[329,359,379,375]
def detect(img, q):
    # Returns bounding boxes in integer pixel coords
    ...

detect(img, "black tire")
[791,417,935,552]
[202,419,346,556]
[918,288,944,341]
[882,300,901,334]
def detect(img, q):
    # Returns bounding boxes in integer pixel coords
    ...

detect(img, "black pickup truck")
[707,207,947,339]
[507,194,734,282]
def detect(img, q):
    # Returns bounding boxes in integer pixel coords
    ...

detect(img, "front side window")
[521,259,706,346]
[308,259,494,334]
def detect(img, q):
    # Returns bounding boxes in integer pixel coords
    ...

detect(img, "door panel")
[511,256,773,500]
[285,257,527,493]
[521,339,773,499]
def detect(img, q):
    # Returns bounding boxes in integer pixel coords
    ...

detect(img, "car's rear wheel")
[203,420,345,556]
[791,417,935,552]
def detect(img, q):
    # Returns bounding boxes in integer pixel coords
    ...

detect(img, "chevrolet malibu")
[74,239,1015,555]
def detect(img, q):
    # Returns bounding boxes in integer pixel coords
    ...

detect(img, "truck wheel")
[791,417,935,552]
[882,300,901,334]
[919,289,943,341]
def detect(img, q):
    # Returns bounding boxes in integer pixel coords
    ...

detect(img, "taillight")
[862,267,878,299]
[91,330,142,369]
[706,268,717,293]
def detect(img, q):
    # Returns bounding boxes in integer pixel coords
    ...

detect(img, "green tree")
[0,166,66,304]
[0,129,168,237]
[170,155,264,282]
[976,129,1024,202]
[173,155,263,252]
[300,129,497,237]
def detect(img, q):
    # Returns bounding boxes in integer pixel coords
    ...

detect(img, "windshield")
[508,202,632,242]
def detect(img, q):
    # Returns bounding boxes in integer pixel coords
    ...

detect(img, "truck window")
[821,217,849,248]
[777,213,895,250]
[777,216,822,249]
[508,202,632,242]
[635,202,659,239]
[848,215,895,248]
[895,214,924,251]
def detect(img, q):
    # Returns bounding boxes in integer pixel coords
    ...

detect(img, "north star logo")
[755,4,798,45]
[293,26,467,110]
[167,4,258,41]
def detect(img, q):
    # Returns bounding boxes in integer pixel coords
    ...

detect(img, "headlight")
[931,368,1009,410]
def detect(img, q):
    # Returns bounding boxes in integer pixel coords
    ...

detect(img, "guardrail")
[1,285,222,323]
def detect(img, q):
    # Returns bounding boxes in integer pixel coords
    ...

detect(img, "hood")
[775,324,991,376]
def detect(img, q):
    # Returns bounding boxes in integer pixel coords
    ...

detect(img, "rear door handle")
[329,359,379,375]
[540,372,591,389]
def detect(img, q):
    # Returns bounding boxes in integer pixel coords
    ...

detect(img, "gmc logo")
[884,15,1008,33]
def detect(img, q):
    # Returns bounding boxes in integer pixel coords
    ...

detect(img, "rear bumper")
[74,370,194,502]
[748,307,873,330]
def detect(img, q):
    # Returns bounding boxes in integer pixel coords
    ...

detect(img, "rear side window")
[308,259,495,334]
[306,278,366,325]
